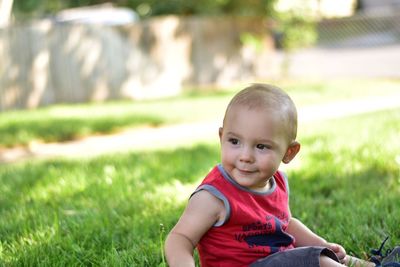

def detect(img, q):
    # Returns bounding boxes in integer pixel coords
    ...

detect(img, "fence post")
[0,0,14,28]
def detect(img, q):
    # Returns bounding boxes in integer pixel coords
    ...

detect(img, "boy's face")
[219,105,290,192]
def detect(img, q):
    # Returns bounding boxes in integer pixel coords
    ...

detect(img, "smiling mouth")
[237,169,255,175]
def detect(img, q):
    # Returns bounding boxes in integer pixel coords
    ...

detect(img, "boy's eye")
[228,138,239,145]
[256,144,270,150]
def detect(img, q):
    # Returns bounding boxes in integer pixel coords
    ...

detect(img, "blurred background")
[1,0,399,111]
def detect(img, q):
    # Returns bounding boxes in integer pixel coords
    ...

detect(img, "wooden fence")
[0,16,275,111]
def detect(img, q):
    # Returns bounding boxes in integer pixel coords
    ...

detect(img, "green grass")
[0,145,219,266]
[291,107,400,257]
[1,79,399,148]
[1,105,399,265]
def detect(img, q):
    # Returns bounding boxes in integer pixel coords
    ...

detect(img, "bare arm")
[287,217,346,261]
[287,217,327,247]
[165,190,225,267]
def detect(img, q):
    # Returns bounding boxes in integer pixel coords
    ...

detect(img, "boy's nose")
[239,147,254,163]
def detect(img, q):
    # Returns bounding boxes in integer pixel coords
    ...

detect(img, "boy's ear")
[218,127,223,141]
[282,141,300,164]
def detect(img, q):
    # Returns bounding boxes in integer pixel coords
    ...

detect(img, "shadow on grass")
[0,144,219,266]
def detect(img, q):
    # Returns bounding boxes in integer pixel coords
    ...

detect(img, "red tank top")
[194,165,294,267]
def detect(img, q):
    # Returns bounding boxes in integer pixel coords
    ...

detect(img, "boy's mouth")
[237,168,255,175]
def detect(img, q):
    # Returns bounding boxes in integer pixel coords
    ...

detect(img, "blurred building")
[276,0,400,18]
[357,0,400,13]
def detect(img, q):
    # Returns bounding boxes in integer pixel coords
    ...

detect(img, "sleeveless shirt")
[193,165,295,267]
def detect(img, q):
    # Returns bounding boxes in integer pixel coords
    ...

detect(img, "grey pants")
[250,246,340,267]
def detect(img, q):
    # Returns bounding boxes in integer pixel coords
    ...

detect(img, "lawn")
[0,80,399,266]
[0,79,399,148]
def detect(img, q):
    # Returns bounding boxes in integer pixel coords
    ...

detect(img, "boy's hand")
[326,242,347,263]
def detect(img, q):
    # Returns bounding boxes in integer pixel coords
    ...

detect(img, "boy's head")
[222,83,298,144]
[219,83,300,191]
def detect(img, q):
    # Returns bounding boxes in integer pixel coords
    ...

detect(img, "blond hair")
[223,83,298,142]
